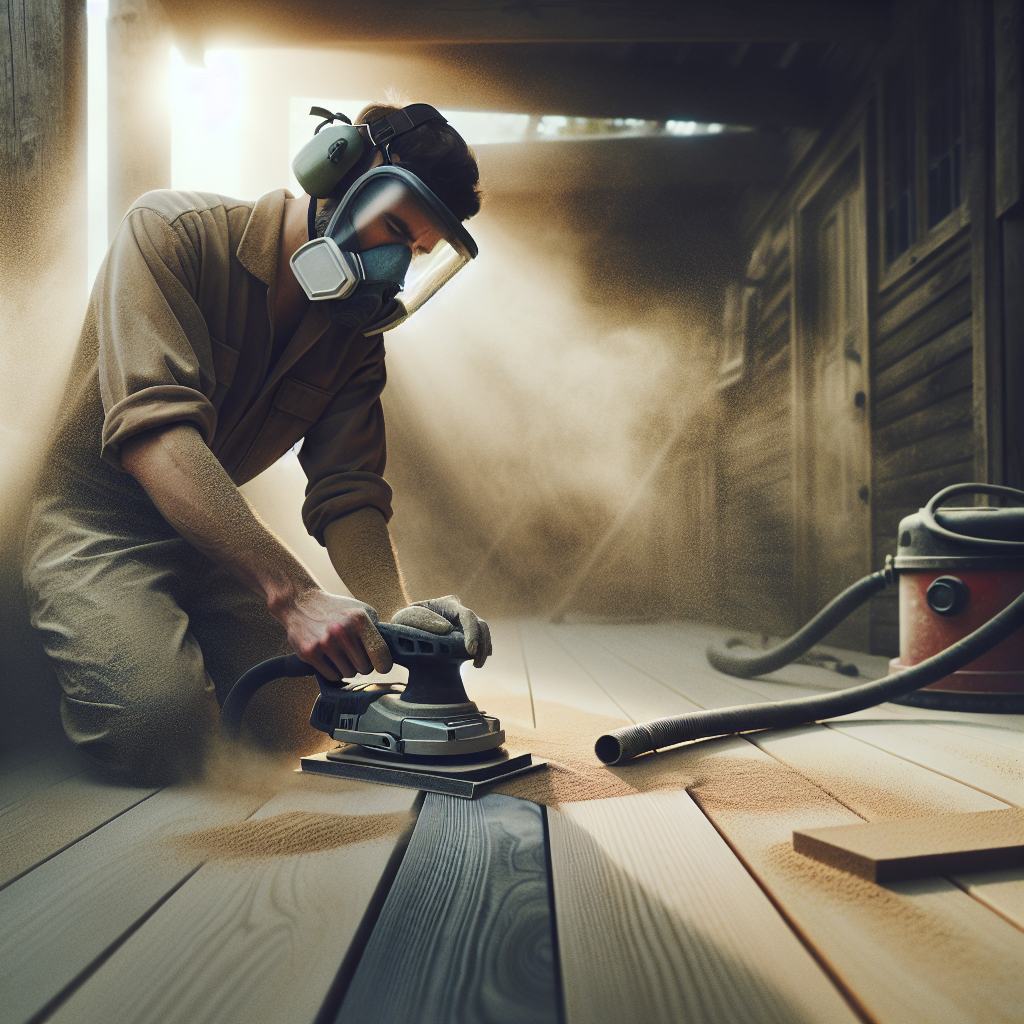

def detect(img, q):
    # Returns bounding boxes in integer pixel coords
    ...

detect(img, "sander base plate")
[299,746,547,798]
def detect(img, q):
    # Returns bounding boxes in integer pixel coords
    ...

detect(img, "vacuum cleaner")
[222,620,545,798]
[596,483,1024,766]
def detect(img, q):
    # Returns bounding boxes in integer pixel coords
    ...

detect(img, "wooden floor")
[1,618,1021,1024]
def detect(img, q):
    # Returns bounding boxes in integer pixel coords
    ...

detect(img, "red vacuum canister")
[891,488,1023,707]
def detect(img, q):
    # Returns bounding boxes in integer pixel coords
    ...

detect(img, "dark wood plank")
[0,773,158,888]
[873,460,975,509]
[0,786,263,1024]
[550,791,860,1024]
[874,388,973,454]
[875,315,972,400]
[45,779,416,1024]
[876,424,976,481]
[875,245,972,342]
[874,277,972,370]
[337,792,558,1024]
[873,348,972,428]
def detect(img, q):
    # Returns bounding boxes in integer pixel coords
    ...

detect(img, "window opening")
[883,54,917,262]
[926,0,964,227]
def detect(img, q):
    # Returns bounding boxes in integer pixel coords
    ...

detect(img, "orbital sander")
[221,621,545,798]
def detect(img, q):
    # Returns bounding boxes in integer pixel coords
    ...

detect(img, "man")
[23,102,490,783]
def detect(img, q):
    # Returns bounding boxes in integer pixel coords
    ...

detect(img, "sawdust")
[172,809,413,860]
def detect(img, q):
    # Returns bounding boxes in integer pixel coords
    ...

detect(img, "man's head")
[314,103,482,239]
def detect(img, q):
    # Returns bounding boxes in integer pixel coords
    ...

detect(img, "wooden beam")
[477,134,788,196]
[160,0,893,46]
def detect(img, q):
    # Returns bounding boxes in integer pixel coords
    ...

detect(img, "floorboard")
[0,743,91,815]
[0,786,263,1024]
[750,726,1022,926]
[338,791,559,1024]
[549,789,860,1024]
[520,622,628,723]
[613,735,1024,1024]
[465,619,536,729]
[545,624,701,722]
[0,773,158,888]
[45,778,417,1024]
[826,720,1024,807]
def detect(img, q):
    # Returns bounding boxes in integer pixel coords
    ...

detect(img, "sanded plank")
[750,724,1022,925]
[549,790,860,1024]
[547,624,701,722]
[338,791,558,1024]
[47,778,417,1024]
[521,621,628,722]
[621,735,1024,1024]
[0,743,91,814]
[793,808,1024,882]
[465,618,535,729]
[0,786,263,1024]
[827,719,1024,807]
[0,773,157,888]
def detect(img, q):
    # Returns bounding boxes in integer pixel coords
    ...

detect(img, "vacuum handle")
[922,483,1024,549]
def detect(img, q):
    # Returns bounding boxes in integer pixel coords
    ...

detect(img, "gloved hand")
[390,596,492,668]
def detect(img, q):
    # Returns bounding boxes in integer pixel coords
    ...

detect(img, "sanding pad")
[300,746,547,798]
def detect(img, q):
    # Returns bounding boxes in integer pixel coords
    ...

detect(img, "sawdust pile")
[174,809,413,860]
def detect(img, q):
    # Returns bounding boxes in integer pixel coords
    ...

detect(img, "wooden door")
[798,162,872,648]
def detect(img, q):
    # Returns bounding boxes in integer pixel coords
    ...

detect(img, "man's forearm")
[121,424,318,611]
[323,508,410,621]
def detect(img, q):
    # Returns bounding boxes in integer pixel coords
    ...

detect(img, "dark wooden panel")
[338,793,558,1024]
[875,247,972,342]
[874,461,975,509]
[876,426,976,482]
[874,281,972,371]
[875,317,972,400]
[875,235,970,319]
[874,349,972,428]
[875,389,973,453]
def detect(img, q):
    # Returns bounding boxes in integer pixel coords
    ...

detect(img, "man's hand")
[277,590,393,682]
[390,596,492,668]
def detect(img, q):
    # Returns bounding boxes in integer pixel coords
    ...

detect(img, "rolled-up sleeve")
[298,337,393,544]
[97,204,216,469]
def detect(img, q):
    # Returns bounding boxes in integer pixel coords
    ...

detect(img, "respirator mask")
[288,104,479,335]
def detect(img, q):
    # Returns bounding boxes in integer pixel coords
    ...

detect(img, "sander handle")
[220,621,469,738]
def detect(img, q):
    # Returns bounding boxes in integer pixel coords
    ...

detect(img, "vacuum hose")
[221,653,312,739]
[595,588,1024,765]
[705,568,890,678]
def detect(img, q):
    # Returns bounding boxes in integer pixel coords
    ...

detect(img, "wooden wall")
[869,228,975,652]
[714,225,797,637]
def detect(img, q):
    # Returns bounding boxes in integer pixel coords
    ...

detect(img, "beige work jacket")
[44,188,392,543]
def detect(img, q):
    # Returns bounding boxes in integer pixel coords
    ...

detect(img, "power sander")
[221,621,545,798]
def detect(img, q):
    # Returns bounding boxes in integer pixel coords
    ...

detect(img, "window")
[881,1,966,265]
[926,0,964,227]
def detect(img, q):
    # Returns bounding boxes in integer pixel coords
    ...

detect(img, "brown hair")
[356,103,483,222]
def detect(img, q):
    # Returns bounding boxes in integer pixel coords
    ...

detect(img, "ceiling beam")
[160,0,892,47]
[476,132,788,194]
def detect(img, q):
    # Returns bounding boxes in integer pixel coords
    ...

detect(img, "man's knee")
[61,686,218,785]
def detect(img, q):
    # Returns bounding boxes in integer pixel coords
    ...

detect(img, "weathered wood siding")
[716,228,797,636]
[869,229,974,653]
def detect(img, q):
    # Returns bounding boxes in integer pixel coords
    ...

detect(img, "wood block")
[794,808,1024,882]
[337,792,559,1024]
[549,790,860,1024]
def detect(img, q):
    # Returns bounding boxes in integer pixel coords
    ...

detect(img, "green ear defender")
[291,107,367,199]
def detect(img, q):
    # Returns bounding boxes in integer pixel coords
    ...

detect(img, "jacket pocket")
[234,377,336,483]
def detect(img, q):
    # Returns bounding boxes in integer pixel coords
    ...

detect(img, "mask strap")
[306,195,318,239]
[364,103,447,148]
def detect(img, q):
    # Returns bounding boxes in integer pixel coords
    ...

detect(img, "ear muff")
[292,122,367,199]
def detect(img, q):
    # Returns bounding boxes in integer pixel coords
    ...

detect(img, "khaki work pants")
[22,472,323,783]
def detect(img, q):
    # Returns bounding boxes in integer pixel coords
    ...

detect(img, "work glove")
[390,596,492,668]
